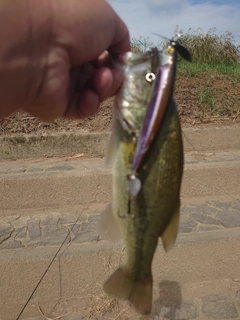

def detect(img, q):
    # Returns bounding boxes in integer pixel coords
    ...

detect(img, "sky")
[107,0,240,46]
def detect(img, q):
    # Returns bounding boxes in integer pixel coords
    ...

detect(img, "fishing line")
[16,212,83,320]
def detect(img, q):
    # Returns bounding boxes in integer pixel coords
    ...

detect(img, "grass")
[178,60,240,78]
[131,27,240,122]
[179,27,240,65]
[196,76,217,121]
[131,27,240,75]
[177,64,239,121]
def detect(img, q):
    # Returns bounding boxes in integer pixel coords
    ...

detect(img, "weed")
[178,60,240,78]
[196,76,217,120]
[131,36,156,53]
[131,27,240,72]
[219,103,233,117]
[137,27,239,63]
[225,76,239,84]
[138,28,238,122]
[177,27,240,65]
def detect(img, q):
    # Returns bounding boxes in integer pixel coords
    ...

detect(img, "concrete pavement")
[1,200,240,250]
[0,151,240,210]
[0,125,240,320]
[1,202,240,320]
[0,125,240,160]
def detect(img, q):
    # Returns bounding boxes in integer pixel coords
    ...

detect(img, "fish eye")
[145,72,156,82]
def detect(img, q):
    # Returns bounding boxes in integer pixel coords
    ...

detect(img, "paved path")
[1,199,240,320]
[1,199,240,250]
[21,288,240,320]
[1,146,240,319]
[1,151,240,175]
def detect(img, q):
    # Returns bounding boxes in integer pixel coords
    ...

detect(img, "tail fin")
[103,267,153,315]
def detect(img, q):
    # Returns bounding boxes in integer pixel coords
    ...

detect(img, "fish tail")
[103,267,153,315]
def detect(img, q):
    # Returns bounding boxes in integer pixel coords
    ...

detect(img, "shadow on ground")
[154,280,182,318]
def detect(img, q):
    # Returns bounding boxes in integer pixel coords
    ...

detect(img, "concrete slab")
[1,199,240,249]
[0,125,239,160]
[0,152,240,210]
[0,126,239,319]
[1,227,240,320]
[0,132,110,160]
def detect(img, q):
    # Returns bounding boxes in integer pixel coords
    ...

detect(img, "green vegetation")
[131,28,240,122]
[131,27,240,79]
[131,27,240,74]
[177,60,240,77]
[179,27,239,64]
[196,76,217,121]
[177,27,240,78]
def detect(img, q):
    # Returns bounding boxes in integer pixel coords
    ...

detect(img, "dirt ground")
[0,72,239,135]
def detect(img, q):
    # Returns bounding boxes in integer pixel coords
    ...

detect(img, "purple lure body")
[131,48,177,174]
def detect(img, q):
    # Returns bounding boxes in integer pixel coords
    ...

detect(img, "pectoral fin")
[161,203,180,252]
[97,203,122,242]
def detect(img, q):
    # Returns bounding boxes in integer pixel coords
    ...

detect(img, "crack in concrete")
[37,219,43,237]
[0,226,14,244]
[0,233,11,244]
[13,225,25,238]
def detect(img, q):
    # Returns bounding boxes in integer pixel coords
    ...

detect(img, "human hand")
[0,0,130,121]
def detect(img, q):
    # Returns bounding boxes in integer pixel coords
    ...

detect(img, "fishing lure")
[129,35,191,196]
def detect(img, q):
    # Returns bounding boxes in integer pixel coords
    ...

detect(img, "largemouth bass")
[98,49,184,315]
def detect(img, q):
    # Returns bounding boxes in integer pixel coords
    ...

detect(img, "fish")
[98,49,184,315]
[129,38,191,196]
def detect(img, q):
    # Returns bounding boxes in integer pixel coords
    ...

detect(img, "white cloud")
[107,0,240,45]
